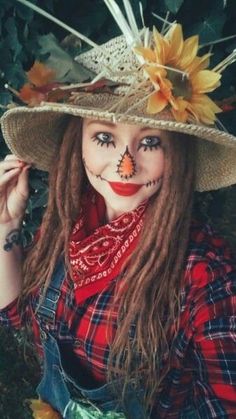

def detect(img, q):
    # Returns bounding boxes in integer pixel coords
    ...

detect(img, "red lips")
[109,181,142,196]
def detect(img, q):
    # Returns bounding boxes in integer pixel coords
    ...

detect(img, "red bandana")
[69,189,146,304]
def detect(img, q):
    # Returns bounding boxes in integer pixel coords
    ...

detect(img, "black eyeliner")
[92,134,116,148]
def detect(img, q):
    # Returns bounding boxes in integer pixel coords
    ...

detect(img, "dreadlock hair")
[108,129,196,410]
[21,116,85,302]
[21,116,196,412]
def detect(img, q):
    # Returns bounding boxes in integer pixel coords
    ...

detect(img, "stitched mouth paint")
[108,182,142,196]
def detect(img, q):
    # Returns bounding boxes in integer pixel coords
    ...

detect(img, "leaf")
[4,17,22,60]
[164,0,184,14]
[15,2,35,22]
[191,12,226,44]
[37,33,95,83]
[0,91,12,106]
[0,0,13,33]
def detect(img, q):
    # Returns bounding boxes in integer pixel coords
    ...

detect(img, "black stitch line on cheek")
[83,158,105,181]
[145,178,162,188]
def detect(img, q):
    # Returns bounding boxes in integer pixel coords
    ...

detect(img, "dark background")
[0,0,236,417]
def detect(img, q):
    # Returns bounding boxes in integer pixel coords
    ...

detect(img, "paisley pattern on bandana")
[69,189,146,304]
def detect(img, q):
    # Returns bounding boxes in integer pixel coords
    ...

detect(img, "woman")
[0,0,236,417]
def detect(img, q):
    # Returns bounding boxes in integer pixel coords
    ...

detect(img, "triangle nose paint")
[117,146,136,179]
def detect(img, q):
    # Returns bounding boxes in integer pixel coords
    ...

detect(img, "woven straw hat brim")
[1,103,236,192]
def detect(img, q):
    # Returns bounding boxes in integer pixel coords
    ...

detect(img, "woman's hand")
[0,155,30,225]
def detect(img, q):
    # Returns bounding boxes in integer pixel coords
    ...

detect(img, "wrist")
[0,221,23,250]
[0,218,23,231]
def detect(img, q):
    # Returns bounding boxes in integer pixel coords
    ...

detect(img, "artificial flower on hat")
[101,0,236,127]
[135,24,222,124]
[18,61,58,106]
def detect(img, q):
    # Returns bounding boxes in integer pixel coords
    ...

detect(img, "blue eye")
[93,132,116,148]
[138,136,161,151]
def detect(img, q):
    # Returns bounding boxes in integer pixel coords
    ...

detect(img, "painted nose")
[117,146,136,179]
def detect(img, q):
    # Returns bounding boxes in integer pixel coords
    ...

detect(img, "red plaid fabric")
[1,221,236,418]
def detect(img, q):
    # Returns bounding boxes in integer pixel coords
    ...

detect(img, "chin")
[105,195,146,220]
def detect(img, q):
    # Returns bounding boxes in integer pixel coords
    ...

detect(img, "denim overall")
[35,260,148,419]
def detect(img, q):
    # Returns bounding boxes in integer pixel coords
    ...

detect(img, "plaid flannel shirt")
[1,221,236,418]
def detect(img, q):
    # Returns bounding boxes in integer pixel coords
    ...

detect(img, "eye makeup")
[92,132,116,148]
[137,136,162,151]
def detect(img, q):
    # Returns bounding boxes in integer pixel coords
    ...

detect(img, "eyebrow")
[85,120,158,132]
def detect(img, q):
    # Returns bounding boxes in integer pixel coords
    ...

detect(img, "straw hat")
[1,1,236,192]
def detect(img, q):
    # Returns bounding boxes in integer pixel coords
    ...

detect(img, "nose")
[117,146,136,179]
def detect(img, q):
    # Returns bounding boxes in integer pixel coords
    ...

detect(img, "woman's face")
[82,118,166,221]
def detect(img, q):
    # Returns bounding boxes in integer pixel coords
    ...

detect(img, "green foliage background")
[0,0,236,417]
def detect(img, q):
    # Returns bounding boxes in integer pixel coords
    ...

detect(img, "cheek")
[82,137,120,175]
[82,139,103,172]
[143,150,165,178]
[84,153,102,172]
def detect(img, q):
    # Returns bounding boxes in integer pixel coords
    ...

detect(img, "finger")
[0,167,21,188]
[4,154,31,166]
[0,164,31,189]
[0,160,24,175]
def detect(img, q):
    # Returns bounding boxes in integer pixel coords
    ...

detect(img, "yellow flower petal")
[153,26,169,63]
[191,70,221,93]
[188,94,222,124]
[147,91,168,113]
[186,53,212,75]
[145,66,167,80]
[188,103,216,124]
[191,94,222,113]
[144,66,165,90]
[171,107,189,122]
[159,74,173,93]
[168,95,179,111]
[174,97,188,112]
[134,46,156,62]
[165,24,184,64]
[178,35,199,69]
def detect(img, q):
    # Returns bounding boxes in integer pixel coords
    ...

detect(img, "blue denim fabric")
[36,259,148,419]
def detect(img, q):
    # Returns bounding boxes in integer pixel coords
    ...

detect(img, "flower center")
[166,68,192,100]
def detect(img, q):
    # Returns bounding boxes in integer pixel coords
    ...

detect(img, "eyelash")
[138,137,161,152]
[92,133,116,148]
[138,144,160,152]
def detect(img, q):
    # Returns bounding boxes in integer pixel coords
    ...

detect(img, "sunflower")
[135,24,222,125]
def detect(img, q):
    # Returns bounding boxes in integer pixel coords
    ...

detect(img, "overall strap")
[36,258,66,330]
